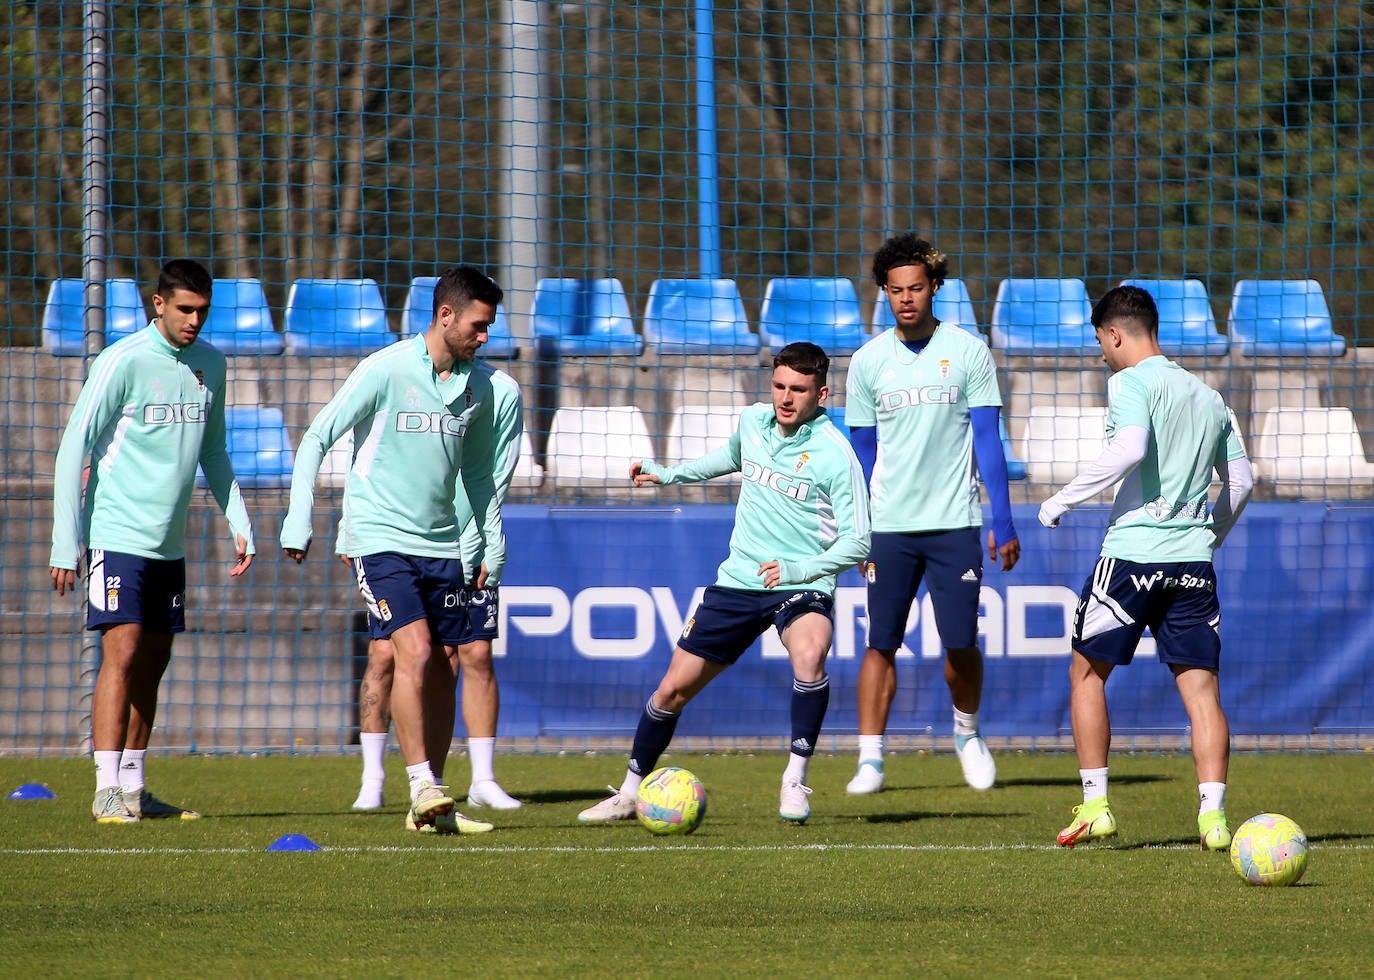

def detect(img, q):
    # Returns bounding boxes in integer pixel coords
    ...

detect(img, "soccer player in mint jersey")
[577,342,870,825]
[282,264,507,835]
[1041,285,1253,850]
[348,362,526,814]
[844,234,1020,795]
[48,259,256,824]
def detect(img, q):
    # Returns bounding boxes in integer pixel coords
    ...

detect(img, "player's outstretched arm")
[630,461,662,487]
[1039,426,1149,528]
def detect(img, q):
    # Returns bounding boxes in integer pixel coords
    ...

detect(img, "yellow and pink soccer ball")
[1229,813,1309,886]
[635,766,707,835]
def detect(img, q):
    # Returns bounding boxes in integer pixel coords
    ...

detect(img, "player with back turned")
[1041,284,1253,850]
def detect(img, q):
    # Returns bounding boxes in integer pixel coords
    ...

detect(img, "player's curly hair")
[872,234,947,289]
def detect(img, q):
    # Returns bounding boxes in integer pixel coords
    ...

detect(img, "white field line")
[2,841,1371,856]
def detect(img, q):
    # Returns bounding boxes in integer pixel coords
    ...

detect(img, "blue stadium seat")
[530,278,643,356]
[825,407,851,440]
[1227,279,1346,357]
[989,278,1097,355]
[642,278,758,354]
[871,277,982,338]
[759,278,868,354]
[199,278,283,355]
[41,278,146,356]
[282,278,395,355]
[1118,278,1227,357]
[217,406,295,489]
[404,276,517,358]
[999,414,1027,481]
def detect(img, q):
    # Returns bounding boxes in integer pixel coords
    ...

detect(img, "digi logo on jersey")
[879,384,961,410]
[395,411,468,437]
[143,403,207,425]
[740,459,812,501]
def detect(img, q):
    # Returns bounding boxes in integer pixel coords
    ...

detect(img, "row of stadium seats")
[40,275,1348,359]
[1017,404,1373,498]
[215,400,1371,499]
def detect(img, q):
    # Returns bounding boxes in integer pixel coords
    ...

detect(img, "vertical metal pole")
[79,0,113,748]
[500,0,545,343]
[694,0,721,279]
[82,0,111,359]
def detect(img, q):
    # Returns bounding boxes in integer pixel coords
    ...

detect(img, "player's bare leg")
[578,648,726,824]
[459,638,521,809]
[353,639,394,809]
[848,647,896,794]
[1058,650,1117,846]
[780,612,833,822]
[115,632,195,819]
[1173,664,1232,849]
[947,643,996,790]
[90,624,141,823]
[425,642,458,783]
[389,620,455,825]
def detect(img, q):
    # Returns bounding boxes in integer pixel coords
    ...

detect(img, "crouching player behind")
[576,342,871,825]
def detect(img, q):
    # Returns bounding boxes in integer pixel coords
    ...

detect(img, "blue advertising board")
[479,503,1374,739]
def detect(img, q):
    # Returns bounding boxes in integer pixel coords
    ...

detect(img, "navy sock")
[789,676,830,757]
[628,696,680,776]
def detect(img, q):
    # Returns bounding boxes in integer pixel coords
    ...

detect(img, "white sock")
[953,708,979,738]
[359,732,387,786]
[94,750,122,792]
[1199,781,1227,815]
[118,749,146,794]
[468,736,496,785]
[783,752,810,785]
[618,770,644,799]
[857,734,884,764]
[406,762,438,800]
[1080,767,1109,802]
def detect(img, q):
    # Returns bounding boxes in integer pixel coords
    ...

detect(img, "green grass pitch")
[2,751,1371,976]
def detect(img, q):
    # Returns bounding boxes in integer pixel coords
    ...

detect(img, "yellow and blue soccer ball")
[635,766,707,835]
[1230,813,1309,886]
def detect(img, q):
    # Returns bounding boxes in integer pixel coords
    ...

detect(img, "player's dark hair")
[156,259,213,300]
[1092,285,1159,337]
[872,233,948,289]
[774,341,829,388]
[432,264,503,321]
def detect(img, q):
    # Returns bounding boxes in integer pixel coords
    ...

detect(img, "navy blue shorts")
[678,585,833,666]
[455,587,500,644]
[353,553,468,645]
[85,549,186,633]
[1072,557,1221,669]
[864,528,983,651]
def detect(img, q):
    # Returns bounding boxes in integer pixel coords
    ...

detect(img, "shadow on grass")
[994,773,1172,789]
[859,810,1009,825]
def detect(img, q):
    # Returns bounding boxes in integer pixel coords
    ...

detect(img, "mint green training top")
[50,323,256,568]
[640,403,871,595]
[281,334,506,578]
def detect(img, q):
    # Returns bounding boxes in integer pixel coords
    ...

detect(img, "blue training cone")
[266,833,322,852]
[8,783,57,800]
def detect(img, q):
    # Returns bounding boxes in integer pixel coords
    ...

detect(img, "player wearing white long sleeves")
[1040,285,1253,851]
